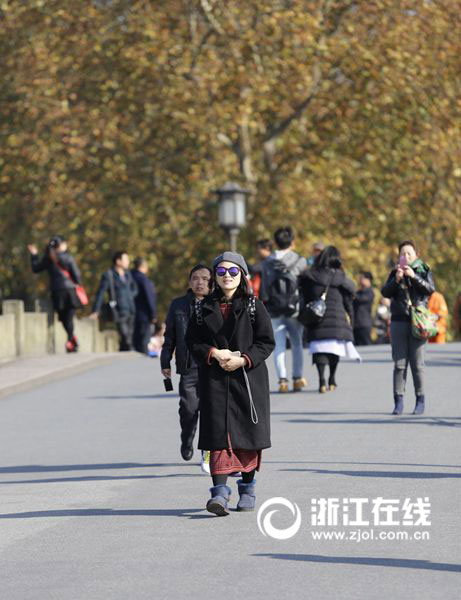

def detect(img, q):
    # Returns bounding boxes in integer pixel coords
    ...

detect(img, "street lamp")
[214,182,250,253]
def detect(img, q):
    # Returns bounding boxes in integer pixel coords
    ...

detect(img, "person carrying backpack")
[260,227,308,393]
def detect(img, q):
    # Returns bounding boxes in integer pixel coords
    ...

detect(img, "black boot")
[392,394,404,415]
[413,395,425,415]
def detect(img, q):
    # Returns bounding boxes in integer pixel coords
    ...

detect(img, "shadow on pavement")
[0,462,191,474]
[279,467,461,479]
[88,394,173,399]
[272,411,389,416]
[360,359,460,367]
[270,390,319,395]
[265,460,461,468]
[0,473,205,485]
[253,553,461,572]
[285,417,461,427]
[0,507,204,519]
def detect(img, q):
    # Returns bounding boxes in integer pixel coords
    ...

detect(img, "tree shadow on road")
[0,462,192,474]
[0,473,205,485]
[88,394,173,399]
[285,416,461,427]
[264,460,461,468]
[0,507,204,519]
[272,411,390,416]
[279,467,461,479]
[359,359,461,367]
[253,553,461,573]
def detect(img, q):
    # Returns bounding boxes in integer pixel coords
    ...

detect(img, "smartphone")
[399,255,408,269]
[163,378,173,392]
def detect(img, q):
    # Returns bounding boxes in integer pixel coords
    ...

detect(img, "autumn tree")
[0,0,459,326]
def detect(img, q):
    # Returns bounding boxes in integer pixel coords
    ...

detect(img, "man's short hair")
[189,264,212,280]
[398,239,417,253]
[361,271,374,283]
[112,251,128,266]
[256,239,273,251]
[273,227,294,250]
[134,257,147,270]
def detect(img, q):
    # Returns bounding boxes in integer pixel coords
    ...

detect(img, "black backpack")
[265,256,301,317]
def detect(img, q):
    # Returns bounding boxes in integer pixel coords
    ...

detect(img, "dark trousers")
[313,352,340,385]
[133,317,152,354]
[51,290,77,341]
[390,321,426,396]
[178,368,200,447]
[116,314,135,351]
[57,307,75,340]
[354,327,372,346]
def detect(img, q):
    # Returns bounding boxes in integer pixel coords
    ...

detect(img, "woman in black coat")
[300,246,357,393]
[186,251,275,516]
[381,240,435,416]
[28,235,83,352]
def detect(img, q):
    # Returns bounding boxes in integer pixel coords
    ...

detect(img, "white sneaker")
[200,450,210,474]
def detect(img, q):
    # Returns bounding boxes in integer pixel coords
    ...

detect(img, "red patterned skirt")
[209,434,262,476]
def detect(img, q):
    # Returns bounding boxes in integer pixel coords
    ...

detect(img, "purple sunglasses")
[215,266,240,278]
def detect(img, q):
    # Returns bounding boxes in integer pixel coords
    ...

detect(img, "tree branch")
[199,0,224,35]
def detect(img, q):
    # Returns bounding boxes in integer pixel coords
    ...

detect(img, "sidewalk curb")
[0,353,138,400]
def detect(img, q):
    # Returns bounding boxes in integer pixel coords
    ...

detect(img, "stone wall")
[0,300,119,359]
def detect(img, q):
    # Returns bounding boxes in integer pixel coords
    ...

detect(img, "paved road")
[1,344,460,599]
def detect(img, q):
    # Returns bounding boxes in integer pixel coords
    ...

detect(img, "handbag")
[56,263,89,306]
[403,286,437,340]
[298,275,332,327]
[100,269,119,322]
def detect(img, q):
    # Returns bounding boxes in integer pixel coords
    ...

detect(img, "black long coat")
[185,295,275,451]
[300,268,355,342]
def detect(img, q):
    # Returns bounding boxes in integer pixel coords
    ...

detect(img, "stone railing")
[0,300,119,359]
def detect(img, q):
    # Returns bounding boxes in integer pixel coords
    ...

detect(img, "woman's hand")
[403,265,415,278]
[211,349,233,364]
[27,244,38,255]
[395,267,404,282]
[221,356,246,372]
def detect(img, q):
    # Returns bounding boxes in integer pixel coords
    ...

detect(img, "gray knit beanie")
[212,251,249,276]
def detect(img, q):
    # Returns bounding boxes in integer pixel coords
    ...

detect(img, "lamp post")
[214,182,250,253]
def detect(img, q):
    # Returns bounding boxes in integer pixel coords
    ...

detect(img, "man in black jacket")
[131,258,157,354]
[160,264,212,462]
[91,251,138,351]
[353,271,375,345]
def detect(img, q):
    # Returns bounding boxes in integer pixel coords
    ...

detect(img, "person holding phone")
[381,240,435,415]
[186,252,275,516]
[160,264,213,468]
